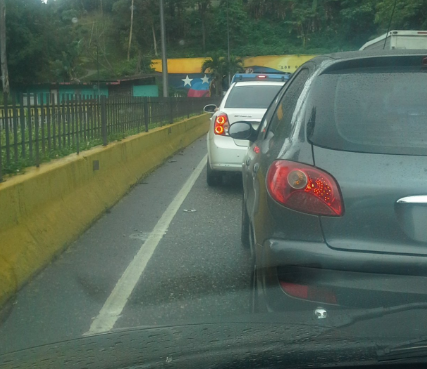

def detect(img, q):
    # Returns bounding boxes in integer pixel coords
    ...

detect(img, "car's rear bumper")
[208,135,247,172]
[265,239,427,276]
[259,239,427,311]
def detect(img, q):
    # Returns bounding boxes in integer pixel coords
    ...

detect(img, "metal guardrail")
[0,94,219,181]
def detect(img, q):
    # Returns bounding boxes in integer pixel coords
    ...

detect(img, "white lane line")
[84,154,207,336]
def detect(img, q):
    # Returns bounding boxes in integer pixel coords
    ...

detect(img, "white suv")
[204,74,288,186]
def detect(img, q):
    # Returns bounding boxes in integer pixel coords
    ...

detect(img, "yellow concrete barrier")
[0,114,209,306]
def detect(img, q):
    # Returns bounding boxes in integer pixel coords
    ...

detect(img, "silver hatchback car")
[204,73,288,186]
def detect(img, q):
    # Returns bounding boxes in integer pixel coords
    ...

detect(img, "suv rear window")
[225,84,282,109]
[308,67,427,155]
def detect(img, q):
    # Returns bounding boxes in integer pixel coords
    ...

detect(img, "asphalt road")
[0,136,252,355]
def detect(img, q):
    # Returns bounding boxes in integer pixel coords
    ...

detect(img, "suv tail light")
[214,113,229,135]
[267,161,343,216]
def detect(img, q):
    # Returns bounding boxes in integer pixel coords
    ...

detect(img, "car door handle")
[397,196,427,204]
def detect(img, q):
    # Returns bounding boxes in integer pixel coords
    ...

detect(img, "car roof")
[303,49,427,71]
[309,49,427,68]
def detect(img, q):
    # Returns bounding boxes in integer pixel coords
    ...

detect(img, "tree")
[247,0,288,21]
[213,0,250,51]
[225,55,244,74]
[202,53,227,96]
[202,53,243,96]
[186,0,211,51]
[375,0,427,31]
[127,0,134,60]
[340,0,376,47]
[4,0,427,85]
[0,0,9,93]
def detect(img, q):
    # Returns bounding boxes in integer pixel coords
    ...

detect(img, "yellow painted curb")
[0,114,210,306]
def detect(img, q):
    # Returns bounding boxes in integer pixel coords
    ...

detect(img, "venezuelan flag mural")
[152,55,316,97]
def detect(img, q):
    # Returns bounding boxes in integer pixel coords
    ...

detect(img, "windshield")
[2,0,427,368]
[224,84,282,109]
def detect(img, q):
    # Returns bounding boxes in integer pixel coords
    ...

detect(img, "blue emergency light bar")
[231,73,291,83]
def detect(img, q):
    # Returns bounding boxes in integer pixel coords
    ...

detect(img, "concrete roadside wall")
[0,114,209,306]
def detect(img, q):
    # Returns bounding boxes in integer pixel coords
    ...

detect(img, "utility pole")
[227,0,231,87]
[160,0,168,97]
[127,0,134,61]
[0,0,10,94]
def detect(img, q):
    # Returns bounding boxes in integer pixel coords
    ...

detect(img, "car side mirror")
[203,104,217,114]
[228,121,257,142]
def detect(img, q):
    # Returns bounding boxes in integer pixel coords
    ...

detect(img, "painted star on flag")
[182,75,193,87]
[201,74,210,84]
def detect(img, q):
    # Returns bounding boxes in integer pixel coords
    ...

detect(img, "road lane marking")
[84,154,207,335]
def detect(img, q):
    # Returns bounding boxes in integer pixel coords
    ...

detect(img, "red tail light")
[280,282,337,305]
[267,161,343,216]
[214,113,229,136]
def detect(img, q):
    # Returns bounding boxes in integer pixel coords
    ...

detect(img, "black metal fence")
[0,94,219,180]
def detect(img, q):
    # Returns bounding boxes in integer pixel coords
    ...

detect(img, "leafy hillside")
[4,0,427,85]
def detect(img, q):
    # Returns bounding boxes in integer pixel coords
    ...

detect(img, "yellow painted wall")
[152,55,317,74]
[0,114,209,306]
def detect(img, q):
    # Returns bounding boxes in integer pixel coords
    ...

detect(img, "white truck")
[360,30,427,50]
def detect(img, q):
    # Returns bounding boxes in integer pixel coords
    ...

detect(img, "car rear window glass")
[224,84,282,109]
[307,67,427,155]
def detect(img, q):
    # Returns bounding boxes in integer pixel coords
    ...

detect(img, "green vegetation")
[3,0,427,86]
[202,54,244,96]
[0,109,201,177]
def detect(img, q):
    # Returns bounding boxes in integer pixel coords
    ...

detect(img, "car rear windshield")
[307,67,427,155]
[224,84,282,109]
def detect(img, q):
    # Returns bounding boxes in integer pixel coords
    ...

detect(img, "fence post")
[46,93,51,154]
[143,97,149,132]
[168,97,173,124]
[12,94,18,163]
[0,96,3,182]
[19,94,25,158]
[101,95,107,146]
[40,93,45,157]
[4,93,10,167]
[187,98,190,119]
[0,128,2,181]
[76,95,80,155]
[34,94,40,167]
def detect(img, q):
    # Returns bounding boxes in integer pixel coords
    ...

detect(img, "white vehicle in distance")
[360,30,427,50]
[204,73,289,186]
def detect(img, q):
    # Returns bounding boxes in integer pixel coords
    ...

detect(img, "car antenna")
[383,0,398,49]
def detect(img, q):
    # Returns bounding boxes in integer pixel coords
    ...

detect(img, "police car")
[204,73,290,186]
